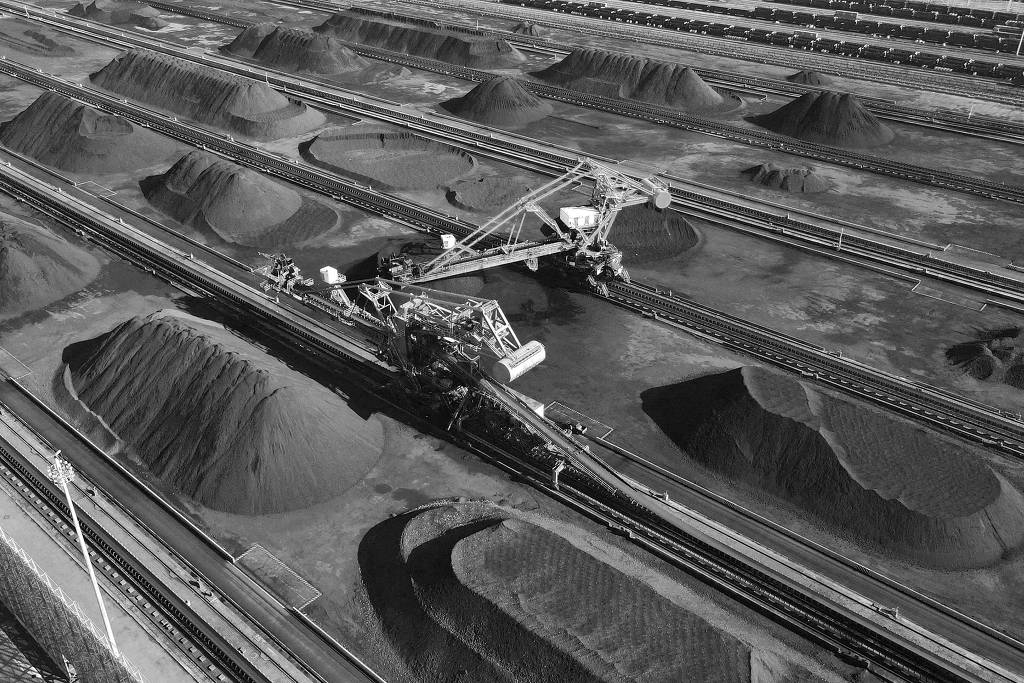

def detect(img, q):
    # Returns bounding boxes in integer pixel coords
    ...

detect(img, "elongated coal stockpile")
[535,47,726,111]
[141,150,337,247]
[361,500,828,681]
[0,92,178,173]
[69,0,166,30]
[749,91,894,148]
[314,9,526,68]
[222,24,369,75]
[63,311,383,515]
[741,163,830,193]
[441,76,552,128]
[90,49,326,140]
[643,366,1024,568]
[0,218,100,318]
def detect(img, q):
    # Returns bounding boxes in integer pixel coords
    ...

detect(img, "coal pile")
[642,366,1024,568]
[441,76,552,128]
[360,501,821,681]
[69,0,166,30]
[0,220,100,318]
[610,204,699,263]
[0,26,75,56]
[222,24,369,75]
[141,150,336,247]
[534,48,726,111]
[749,91,894,148]
[446,175,531,213]
[786,70,833,87]
[301,125,475,190]
[511,21,545,36]
[946,327,1024,390]
[741,163,830,193]
[64,310,383,515]
[314,10,526,68]
[0,92,178,173]
[90,49,326,140]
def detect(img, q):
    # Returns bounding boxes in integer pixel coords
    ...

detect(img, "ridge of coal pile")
[64,310,383,515]
[0,218,100,318]
[511,21,545,36]
[611,204,699,262]
[741,163,830,193]
[69,0,166,30]
[786,70,833,86]
[750,91,894,148]
[141,150,336,247]
[360,500,830,681]
[301,124,475,190]
[313,9,526,68]
[0,92,179,173]
[222,23,368,75]
[90,49,326,140]
[441,76,552,127]
[534,47,725,111]
[642,366,1024,568]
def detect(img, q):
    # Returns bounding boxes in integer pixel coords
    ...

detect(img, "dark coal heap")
[141,150,336,247]
[750,91,894,148]
[313,10,526,68]
[534,47,725,111]
[511,21,545,36]
[441,76,552,127]
[69,0,166,30]
[90,49,326,140]
[741,163,830,193]
[785,70,833,87]
[222,23,369,74]
[0,92,178,173]
[65,311,382,515]
[642,366,1024,568]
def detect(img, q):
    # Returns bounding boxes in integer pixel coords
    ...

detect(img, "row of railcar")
[633,0,1022,24]
[504,0,1024,80]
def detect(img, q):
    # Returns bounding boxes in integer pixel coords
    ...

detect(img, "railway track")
[0,154,994,682]
[4,42,1024,458]
[0,437,266,683]
[132,0,1024,201]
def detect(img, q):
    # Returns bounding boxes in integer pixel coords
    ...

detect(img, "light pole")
[48,452,119,657]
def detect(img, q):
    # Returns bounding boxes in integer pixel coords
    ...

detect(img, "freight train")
[504,0,1024,81]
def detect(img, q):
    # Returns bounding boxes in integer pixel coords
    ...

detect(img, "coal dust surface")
[446,175,532,213]
[749,91,894,148]
[741,163,830,193]
[63,310,383,515]
[0,24,75,56]
[360,500,830,682]
[141,150,337,247]
[314,10,526,68]
[0,219,100,318]
[90,49,326,140]
[68,0,166,30]
[534,48,730,112]
[222,24,369,75]
[301,125,476,190]
[642,366,1024,568]
[0,92,179,173]
[441,76,553,128]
